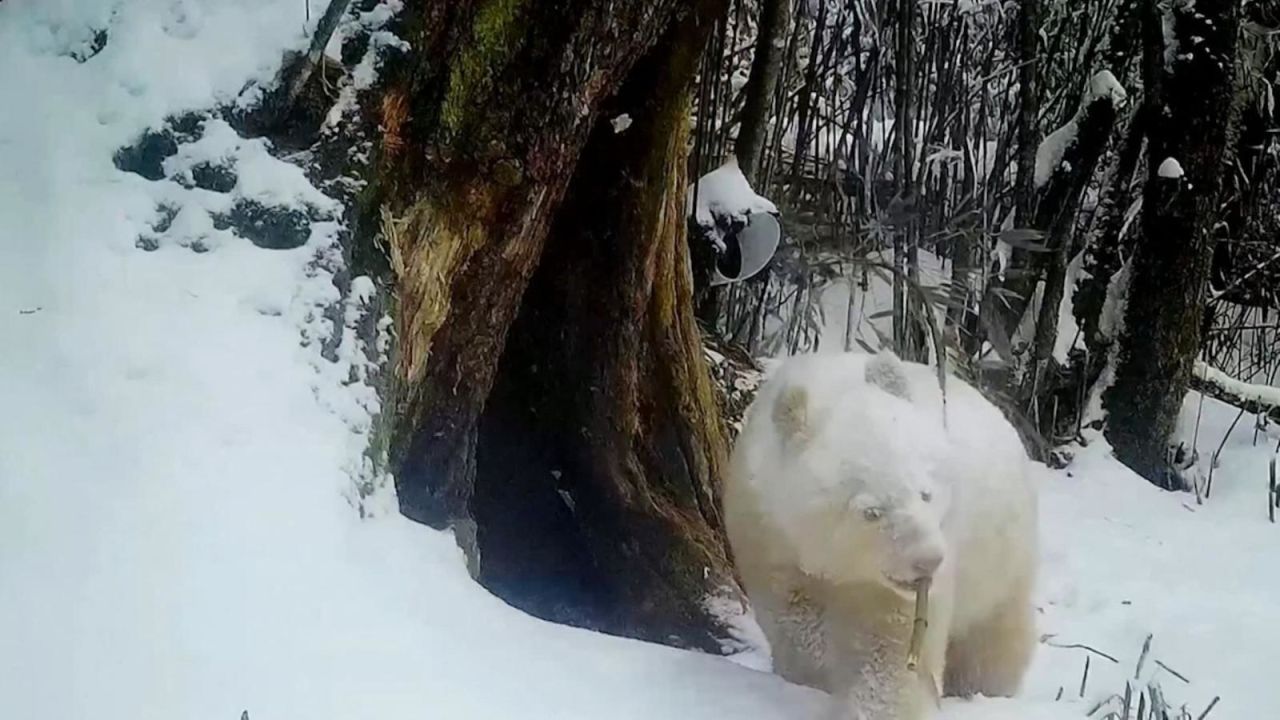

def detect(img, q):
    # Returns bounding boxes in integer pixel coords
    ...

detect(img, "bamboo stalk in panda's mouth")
[906,577,931,671]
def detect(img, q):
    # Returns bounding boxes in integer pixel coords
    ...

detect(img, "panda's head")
[766,352,950,595]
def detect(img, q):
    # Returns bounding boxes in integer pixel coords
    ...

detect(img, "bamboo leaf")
[998,227,1051,252]
[980,301,1016,362]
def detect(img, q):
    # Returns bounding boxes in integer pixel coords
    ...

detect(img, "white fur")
[723,352,1038,720]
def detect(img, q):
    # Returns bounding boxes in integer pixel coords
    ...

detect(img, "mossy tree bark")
[370,0,737,649]
[1103,0,1242,488]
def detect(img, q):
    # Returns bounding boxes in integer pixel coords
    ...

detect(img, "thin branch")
[1042,636,1122,663]
[1154,659,1190,684]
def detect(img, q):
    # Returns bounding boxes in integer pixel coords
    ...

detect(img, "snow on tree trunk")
[1025,72,1126,397]
[364,0,743,651]
[983,72,1125,386]
[1073,104,1146,355]
[1104,0,1243,488]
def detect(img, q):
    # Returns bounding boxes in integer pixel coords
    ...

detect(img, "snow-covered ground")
[0,2,813,718]
[1028,395,1278,718]
[1,2,1275,720]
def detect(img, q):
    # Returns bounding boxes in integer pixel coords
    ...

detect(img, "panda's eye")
[920,491,933,503]
[863,507,884,522]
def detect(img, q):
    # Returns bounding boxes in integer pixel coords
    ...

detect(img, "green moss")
[350,175,394,283]
[439,0,527,137]
[364,387,396,480]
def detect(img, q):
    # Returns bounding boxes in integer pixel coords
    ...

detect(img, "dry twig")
[1154,659,1190,684]
[1041,635,1121,663]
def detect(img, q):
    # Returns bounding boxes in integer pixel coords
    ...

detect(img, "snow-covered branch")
[1191,361,1280,422]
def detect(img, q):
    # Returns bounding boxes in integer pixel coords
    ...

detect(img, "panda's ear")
[772,384,812,447]
[865,351,911,400]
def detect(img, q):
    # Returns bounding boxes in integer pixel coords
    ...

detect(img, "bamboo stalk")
[1135,633,1153,680]
[1269,458,1275,523]
[1197,696,1220,720]
[906,577,931,671]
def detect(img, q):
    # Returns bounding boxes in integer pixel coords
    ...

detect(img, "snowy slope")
[1,2,1275,720]
[0,2,813,718]
[1026,394,1279,719]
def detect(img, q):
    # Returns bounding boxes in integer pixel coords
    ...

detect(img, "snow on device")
[686,159,780,286]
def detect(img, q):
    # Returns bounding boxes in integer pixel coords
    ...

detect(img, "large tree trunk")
[1104,0,1243,488]
[734,0,791,183]
[372,0,737,649]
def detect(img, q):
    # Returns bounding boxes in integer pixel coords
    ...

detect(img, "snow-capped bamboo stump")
[906,577,931,671]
